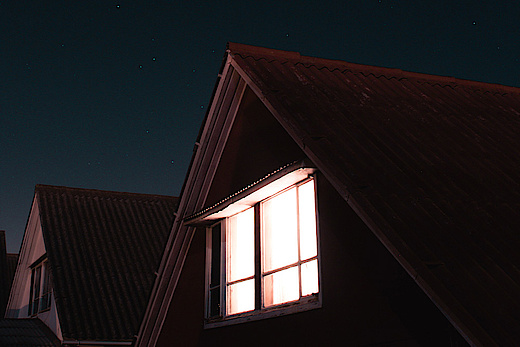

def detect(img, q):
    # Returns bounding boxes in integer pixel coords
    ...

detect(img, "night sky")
[1,1,519,252]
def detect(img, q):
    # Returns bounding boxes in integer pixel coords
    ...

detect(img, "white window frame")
[28,257,52,316]
[204,176,322,328]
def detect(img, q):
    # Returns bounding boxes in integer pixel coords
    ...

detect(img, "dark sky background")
[1,1,519,252]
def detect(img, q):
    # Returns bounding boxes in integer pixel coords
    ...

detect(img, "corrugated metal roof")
[0,318,60,346]
[227,43,520,346]
[35,185,178,342]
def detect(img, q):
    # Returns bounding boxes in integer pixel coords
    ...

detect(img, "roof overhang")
[185,161,316,226]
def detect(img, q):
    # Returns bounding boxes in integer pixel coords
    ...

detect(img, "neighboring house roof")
[6,254,18,288]
[139,43,520,346]
[35,185,178,342]
[0,231,17,318]
[0,231,8,316]
[0,318,60,346]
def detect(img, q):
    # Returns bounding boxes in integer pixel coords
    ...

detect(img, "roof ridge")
[35,184,177,200]
[227,42,520,95]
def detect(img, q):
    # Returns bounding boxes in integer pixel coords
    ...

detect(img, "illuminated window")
[28,258,52,316]
[206,178,320,322]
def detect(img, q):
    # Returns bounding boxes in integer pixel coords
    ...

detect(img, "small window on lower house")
[205,177,320,325]
[29,258,52,316]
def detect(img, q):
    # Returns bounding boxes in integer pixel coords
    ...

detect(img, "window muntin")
[28,259,52,316]
[206,177,319,322]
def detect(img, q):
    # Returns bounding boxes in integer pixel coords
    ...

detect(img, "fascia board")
[186,165,316,225]
[136,54,247,347]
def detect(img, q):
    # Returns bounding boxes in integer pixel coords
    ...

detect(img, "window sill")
[204,294,321,329]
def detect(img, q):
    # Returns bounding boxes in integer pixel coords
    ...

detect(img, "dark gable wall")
[156,88,467,346]
[204,86,307,208]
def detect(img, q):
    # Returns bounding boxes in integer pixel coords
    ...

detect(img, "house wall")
[5,197,62,341]
[6,197,44,318]
[204,86,307,208]
[155,89,467,346]
[158,174,466,346]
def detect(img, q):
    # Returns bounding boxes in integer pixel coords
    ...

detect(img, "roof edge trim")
[185,160,316,225]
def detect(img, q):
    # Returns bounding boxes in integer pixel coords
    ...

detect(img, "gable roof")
[138,43,520,346]
[35,185,178,342]
[227,43,520,346]
[0,318,60,346]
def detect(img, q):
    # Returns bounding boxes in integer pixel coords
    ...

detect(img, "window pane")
[301,259,319,296]
[32,266,41,315]
[227,208,255,283]
[210,225,221,288]
[262,188,298,272]
[28,269,35,315]
[33,266,41,298]
[298,180,318,261]
[227,279,255,315]
[209,287,221,318]
[40,262,52,311]
[263,266,299,307]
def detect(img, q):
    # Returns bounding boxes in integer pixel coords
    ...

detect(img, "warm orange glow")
[226,208,255,282]
[261,179,319,308]
[262,187,298,272]
[263,267,299,307]
[301,259,319,296]
[220,177,319,316]
[227,279,255,315]
[226,208,255,315]
[298,180,318,260]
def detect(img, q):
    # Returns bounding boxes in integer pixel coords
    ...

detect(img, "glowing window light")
[298,180,318,261]
[301,259,319,296]
[227,279,255,315]
[208,176,320,319]
[226,208,255,315]
[226,208,255,282]
[263,267,299,307]
[262,187,298,272]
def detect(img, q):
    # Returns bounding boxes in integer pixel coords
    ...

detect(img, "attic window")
[203,174,321,327]
[28,258,52,315]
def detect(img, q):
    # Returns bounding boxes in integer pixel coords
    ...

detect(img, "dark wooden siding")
[156,91,466,346]
[228,43,520,345]
[157,173,466,346]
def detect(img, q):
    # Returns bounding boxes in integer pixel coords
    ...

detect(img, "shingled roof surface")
[0,318,60,346]
[227,43,520,346]
[36,185,178,342]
